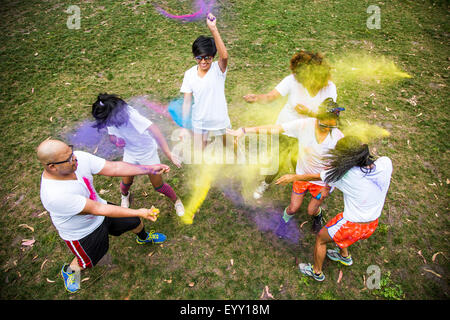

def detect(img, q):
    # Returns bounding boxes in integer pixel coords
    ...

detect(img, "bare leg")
[120,176,134,195]
[287,192,305,215]
[340,247,349,258]
[149,173,163,189]
[69,257,84,273]
[313,227,334,274]
[307,196,326,216]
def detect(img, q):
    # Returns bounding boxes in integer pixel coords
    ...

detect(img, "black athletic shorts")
[64,206,141,268]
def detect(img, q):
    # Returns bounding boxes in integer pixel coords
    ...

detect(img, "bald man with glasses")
[37,139,170,293]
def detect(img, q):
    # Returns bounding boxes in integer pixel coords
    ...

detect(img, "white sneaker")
[121,192,131,208]
[174,199,185,216]
[253,181,269,199]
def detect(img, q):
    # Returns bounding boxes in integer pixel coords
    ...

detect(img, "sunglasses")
[195,55,213,62]
[47,145,75,165]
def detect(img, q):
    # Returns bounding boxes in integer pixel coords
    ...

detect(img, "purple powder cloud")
[154,0,216,22]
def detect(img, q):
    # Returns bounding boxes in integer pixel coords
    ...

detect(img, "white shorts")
[123,152,161,166]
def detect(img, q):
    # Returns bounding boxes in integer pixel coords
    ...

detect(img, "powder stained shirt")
[275,75,337,136]
[320,157,393,222]
[40,151,106,241]
[107,106,158,162]
[180,61,231,131]
[282,118,344,186]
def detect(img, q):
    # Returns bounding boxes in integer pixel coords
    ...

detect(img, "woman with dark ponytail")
[92,93,186,217]
[276,136,393,282]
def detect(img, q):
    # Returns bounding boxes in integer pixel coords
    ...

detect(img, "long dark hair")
[324,136,375,183]
[91,93,129,129]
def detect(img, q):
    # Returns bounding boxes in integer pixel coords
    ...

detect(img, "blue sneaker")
[299,263,325,282]
[60,264,80,293]
[136,231,166,244]
[275,215,294,238]
[326,248,353,266]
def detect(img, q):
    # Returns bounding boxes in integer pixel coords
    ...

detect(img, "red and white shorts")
[64,215,141,269]
[325,212,378,249]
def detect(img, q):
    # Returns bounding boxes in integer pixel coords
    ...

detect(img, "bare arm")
[295,104,317,118]
[97,160,170,177]
[243,89,281,104]
[275,173,322,185]
[182,92,192,128]
[147,124,181,168]
[226,124,284,139]
[81,198,158,222]
[207,13,228,73]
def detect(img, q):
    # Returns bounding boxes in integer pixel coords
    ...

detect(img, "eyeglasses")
[318,122,338,129]
[46,145,75,165]
[195,55,213,62]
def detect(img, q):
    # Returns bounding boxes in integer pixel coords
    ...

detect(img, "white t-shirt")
[107,106,158,162]
[320,156,393,222]
[40,151,107,241]
[275,75,337,136]
[180,61,231,131]
[282,118,344,186]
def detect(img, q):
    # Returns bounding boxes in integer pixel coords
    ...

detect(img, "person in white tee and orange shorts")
[276,136,393,281]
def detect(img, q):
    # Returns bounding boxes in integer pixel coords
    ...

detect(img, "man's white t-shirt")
[275,75,337,136]
[40,151,107,241]
[282,118,344,186]
[320,157,393,222]
[107,106,158,162]
[180,61,231,131]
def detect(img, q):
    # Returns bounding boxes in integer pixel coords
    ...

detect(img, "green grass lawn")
[0,0,448,300]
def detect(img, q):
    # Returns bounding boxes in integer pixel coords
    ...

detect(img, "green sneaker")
[298,263,325,282]
[136,231,166,244]
[326,248,353,266]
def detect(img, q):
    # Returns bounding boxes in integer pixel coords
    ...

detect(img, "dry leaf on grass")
[417,250,427,264]
[300,221,308,228]
[432,252,446,263]
[38,211,47,217]
[423,268,442,278]
[163,279,172,284]
[230,259,234,266]
[19,224,35,232]
[260,286,274,300]
[21,239,35,246]
[40,259,48,271]
[46,278,55,283]
[337,270,343,284]
[188,282,195,287]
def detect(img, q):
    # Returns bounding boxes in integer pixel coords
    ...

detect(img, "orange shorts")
[293,181,331,200]
[325,212,379,248]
